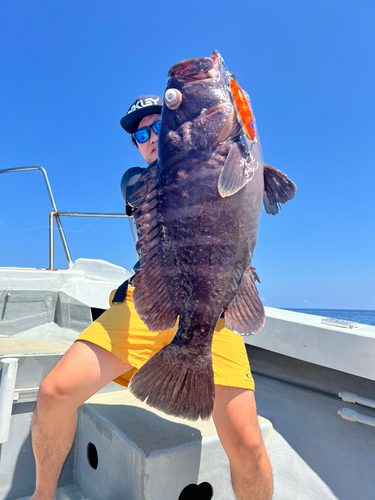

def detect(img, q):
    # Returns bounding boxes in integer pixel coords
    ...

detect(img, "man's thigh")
[213,385,262,454]
[40,340,133,407]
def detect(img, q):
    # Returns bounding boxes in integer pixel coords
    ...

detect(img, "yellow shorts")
[77,286,254,391]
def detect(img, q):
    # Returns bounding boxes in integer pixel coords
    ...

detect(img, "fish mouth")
[168,51,222,82]
[201,102,228,117]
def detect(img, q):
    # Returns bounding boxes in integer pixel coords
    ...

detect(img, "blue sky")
[0,0,374,309]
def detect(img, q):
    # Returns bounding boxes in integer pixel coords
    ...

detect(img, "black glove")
[120,167,145,216]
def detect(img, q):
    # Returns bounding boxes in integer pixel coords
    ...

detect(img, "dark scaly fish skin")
[128,50,296,420]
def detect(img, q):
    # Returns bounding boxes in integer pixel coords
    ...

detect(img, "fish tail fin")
[129,339,215,421]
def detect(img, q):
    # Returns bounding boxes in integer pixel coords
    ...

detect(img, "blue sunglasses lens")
[151,120,161,134]
[134,120,161,144]
[134,128,150,144]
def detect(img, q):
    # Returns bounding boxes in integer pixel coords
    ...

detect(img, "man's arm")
[120,166,145,215]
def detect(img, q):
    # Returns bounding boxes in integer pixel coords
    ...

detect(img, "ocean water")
[283,309,375,327]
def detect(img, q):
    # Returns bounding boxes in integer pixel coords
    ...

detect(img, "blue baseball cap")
[120,95,163,134]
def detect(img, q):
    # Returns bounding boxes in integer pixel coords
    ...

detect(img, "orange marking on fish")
[229,78,255,141]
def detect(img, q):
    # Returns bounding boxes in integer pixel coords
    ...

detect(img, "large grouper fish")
[128,50,296,420]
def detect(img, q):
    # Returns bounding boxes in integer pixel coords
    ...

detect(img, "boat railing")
[0,166,131,270]
[48,211,131,270]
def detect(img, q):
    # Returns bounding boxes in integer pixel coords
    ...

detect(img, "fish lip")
[168,57,212,78]
[168,52,221,82]
[209,49,222,66]
[184,71,217,83]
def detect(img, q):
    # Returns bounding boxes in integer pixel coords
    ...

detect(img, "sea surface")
[283,309,375,327]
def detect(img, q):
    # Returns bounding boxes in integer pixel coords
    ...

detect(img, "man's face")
[135,113,161,165]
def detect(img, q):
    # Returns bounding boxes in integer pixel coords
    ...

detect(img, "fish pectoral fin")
[224,264,265,335]
[218,142,253,198]
[263,163,297,215]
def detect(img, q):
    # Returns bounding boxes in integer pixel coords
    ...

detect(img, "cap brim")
[120,105,163,134]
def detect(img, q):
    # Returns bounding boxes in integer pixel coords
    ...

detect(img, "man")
[30,95,273,500]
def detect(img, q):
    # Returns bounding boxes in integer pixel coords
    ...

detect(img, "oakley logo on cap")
[128,98,161,114]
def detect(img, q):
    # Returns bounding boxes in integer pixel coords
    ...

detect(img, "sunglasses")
[133,120,161,144]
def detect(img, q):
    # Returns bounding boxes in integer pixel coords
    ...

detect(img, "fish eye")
[165,88,182,109]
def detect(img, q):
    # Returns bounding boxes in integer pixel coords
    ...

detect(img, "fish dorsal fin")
[218,140,259,198]
[263,163,297,215]
[224,264,265,335]
[130,164,178,331]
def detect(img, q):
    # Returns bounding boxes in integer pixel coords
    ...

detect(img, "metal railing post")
[49,212,55,270]
[1,166,133,269]
[0,166,72,268]
[0,358,19,444]
[55,213,73,268]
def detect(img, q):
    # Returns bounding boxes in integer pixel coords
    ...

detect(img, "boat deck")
[1,307,375,499]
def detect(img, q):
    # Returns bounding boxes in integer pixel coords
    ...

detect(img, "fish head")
[165,50,227,113]
[159,51,263,199]
[159,51,243,156]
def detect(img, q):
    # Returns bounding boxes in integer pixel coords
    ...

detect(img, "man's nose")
[149,129,158,143]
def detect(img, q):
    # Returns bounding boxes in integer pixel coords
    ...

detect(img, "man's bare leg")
[213,385,273,500]
[31,340,133,500]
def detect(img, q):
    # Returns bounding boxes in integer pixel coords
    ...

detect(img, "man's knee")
[227,423,265,463]
[35,341,129,410]
[238,430,265,461]
[36,350,89,409]
[37,371,74,406]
